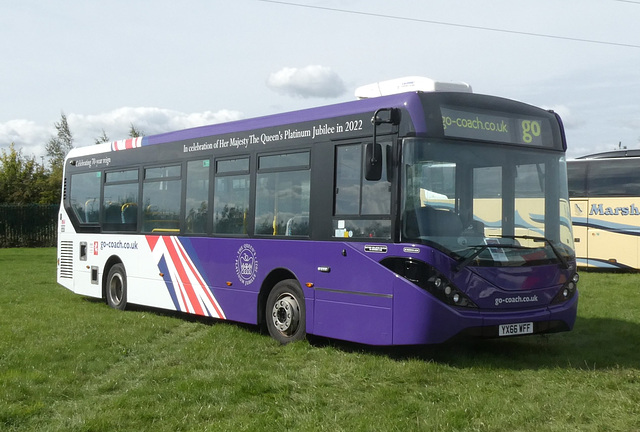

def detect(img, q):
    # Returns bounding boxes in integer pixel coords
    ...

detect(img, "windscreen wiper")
[454,243,524,272]
[500,235,569,269]
[455,235,569,271]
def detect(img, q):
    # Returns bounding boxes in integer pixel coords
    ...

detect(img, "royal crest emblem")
[235,243,258,285]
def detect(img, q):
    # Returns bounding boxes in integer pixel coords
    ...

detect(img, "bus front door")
[571,199,589,267]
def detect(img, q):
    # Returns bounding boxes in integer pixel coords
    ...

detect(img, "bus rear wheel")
[266,279,306,344]
[106,263,127,310]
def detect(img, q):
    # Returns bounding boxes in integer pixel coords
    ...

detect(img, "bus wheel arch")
[103,256,127,311]
[259,269,306,344]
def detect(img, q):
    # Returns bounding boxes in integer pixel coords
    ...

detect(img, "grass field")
[1,248,639,431]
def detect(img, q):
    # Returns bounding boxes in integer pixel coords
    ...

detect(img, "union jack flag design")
[146,235,225,319]
[111,137,143,151]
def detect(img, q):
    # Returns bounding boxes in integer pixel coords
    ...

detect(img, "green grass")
[1,248,639,431]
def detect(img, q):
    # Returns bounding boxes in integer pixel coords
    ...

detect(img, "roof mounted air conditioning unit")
[355,76,472,99]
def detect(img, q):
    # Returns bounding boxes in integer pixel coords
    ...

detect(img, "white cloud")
[68,107,244,147]
[267,65,347,99]
[0,119,52,159]
[0,107,244,160]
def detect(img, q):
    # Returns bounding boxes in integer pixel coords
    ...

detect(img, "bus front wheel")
[106,263,127,311]
[266,279,306,344]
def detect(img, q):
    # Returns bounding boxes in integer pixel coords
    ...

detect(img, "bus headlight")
[427,274,476,308]
[381,257,478,308]
[551,273,579,304]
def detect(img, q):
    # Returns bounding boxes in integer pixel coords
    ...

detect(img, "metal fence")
[0,204,58,247]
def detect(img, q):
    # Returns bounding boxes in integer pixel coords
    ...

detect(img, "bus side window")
[213,157,250,235]
[567,162,587,198]
[254,152,310,236]
[142,165,181,233]
[185,159,210,234]
[588,159,640,197]
[69,171,101,224]
[103,169,139,232]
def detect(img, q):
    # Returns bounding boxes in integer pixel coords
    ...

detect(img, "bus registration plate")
[499,322,533,336]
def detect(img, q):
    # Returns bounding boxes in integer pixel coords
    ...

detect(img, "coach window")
[213,157,250,235]
[567,162,587,198]
[588,159,640,197]
[255,151,310,236]
[142,165,182,233]
[185,160,210,234]
[70,171,101,224]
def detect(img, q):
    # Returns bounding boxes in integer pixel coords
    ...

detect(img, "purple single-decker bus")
[57,78,578,345]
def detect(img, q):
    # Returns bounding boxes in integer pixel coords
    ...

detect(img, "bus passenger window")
[567,162,587,198]
[214,175,250,234]
[185,160,210,234]
[214,157,250,235]
[70,171,101,223]
[142,165,181,233]
[254,152,310,236]
[103,169,139,232]
[588,159,640,197]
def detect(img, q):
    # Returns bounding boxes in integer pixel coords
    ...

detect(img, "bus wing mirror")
[365,142,383,181]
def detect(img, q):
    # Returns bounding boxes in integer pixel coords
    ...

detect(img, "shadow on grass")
[83,296,259,333]
[83,297,639,371]
[309,315,640,370]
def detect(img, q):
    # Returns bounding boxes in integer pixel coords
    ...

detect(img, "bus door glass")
[567,160,589,266]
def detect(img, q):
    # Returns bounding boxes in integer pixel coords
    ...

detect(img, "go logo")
[521,120,541,144]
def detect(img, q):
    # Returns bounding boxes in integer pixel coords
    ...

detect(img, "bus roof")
[576,149,640,159]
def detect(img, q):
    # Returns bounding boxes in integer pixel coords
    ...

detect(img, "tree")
[129,123,144,138]
[44,112,75,204]
[95,129,110,145]
[46,112,74,171]
[0,143,48,204]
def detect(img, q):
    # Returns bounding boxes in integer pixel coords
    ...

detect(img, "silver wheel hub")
[271,294,299,334]
[109,274,123,303]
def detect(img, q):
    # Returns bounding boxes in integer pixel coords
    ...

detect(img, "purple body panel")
[175,236,577,345]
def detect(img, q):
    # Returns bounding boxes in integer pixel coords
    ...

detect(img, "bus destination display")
[441,106,550,147]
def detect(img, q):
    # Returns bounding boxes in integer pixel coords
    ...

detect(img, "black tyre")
[106,263,127,310]
[266,279,306,344]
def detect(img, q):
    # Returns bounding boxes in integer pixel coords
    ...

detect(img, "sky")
[1,0,639,162]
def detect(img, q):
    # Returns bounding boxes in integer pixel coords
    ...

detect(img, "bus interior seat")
[462,219,486,237]
[121,203,137,224]
[285,215,309,236]
[105,204,121,224]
